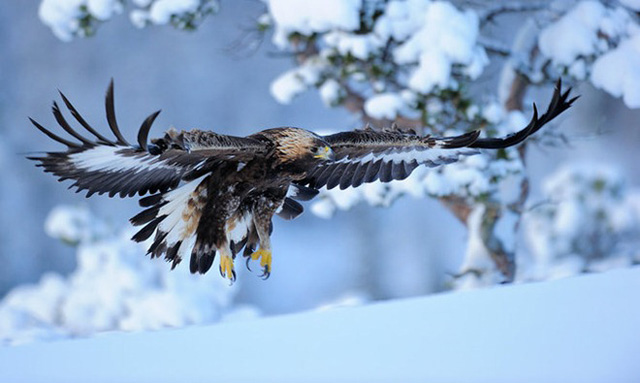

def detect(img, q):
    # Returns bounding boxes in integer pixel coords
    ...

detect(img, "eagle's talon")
[260,265,271,280]
[250,248,272,278]
[245,256,252,272]
[219,254,235,282]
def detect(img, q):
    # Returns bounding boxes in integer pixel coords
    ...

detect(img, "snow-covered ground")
[1,267,638,383]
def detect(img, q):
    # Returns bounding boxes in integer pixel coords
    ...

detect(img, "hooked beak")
[314,146,334,161]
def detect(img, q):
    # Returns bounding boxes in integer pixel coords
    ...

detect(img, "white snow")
[539,1,609,66]
[266,0,361,45]
[87,0,122,21]
[323,31,382,60]
[270,59,326,104]
[537,0,640,108]
[44,205,108,244]
[591,34,640,108]
[39,0,123,40]
[129,9,150,28]
[364,92,406,119]
[524,163,640,281]
[148,0,199,25]
[318,79,342,107]
[0,206,256,345]
[1,267,638,382]
[389,1,487,93]
[39,0,86,41]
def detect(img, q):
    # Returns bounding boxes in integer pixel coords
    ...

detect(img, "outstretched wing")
[28,80,266,198]
[302,80,577,190]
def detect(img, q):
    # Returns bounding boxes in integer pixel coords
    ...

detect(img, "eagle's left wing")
[302,80,576,190]
[29,81,266,198]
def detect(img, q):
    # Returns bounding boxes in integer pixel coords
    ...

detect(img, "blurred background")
[0,1,638,343]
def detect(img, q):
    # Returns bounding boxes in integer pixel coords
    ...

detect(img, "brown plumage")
[28,80,577,281]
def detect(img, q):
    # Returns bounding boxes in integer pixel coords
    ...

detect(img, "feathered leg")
[248,192,283,279]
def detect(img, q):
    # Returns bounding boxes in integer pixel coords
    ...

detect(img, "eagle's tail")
[27,80,182,198]
[130,174,210,271]
[130,176,264,276]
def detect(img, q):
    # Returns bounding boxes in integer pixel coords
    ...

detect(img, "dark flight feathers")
[301,79,576,190]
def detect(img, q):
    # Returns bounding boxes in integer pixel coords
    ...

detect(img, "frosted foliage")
[267,0,361,45]
[39,0,122,41]
[39,0,218,39]
[391,2,486,93]
[323,32,382,60]
[270,58,327,104]
[0,206,256,345]
[538,1,640,108]
[538,1,610,66]
[318,79,343,107]
[364,93,407,120]
[268,0,488,108]
[524,164,640,280]
[591,35,640,108]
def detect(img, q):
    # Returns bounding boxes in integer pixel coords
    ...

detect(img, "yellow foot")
[219,255,236,282]
[250,249,272,279]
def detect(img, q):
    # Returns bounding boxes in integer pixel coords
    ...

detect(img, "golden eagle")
[29,81,576,281]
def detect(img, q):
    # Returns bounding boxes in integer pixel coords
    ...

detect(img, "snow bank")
[1,267,638,382]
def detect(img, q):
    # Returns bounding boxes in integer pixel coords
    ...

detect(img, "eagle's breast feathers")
[29,80,577,281]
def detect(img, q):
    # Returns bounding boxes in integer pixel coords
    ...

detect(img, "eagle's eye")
[313,145,333,160]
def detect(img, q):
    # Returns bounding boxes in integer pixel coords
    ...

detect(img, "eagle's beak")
[314,146,334,161]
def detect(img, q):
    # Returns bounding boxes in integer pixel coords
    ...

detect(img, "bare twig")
[479,2,548,26]
[478,37,512,57]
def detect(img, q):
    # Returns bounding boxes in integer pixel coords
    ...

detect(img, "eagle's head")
[262,127,334,169]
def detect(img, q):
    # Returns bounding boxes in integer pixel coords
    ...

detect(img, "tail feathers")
[190,241,216,274]
[131,175,209,271]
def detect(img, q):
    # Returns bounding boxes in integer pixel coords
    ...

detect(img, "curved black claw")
[219,266,237,284]
[245,256,252,272]
[260,265,271,280]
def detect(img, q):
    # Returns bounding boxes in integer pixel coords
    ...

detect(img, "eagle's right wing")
[29,81,266,198]
[302,80,577,190]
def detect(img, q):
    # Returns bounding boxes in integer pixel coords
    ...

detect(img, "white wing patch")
[70,146,175,173]
[334,147,479,166]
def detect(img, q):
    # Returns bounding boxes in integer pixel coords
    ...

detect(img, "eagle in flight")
[29,80,576,282]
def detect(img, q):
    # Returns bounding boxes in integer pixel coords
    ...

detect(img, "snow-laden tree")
[35,0,640,286]
[0,206,258,345]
